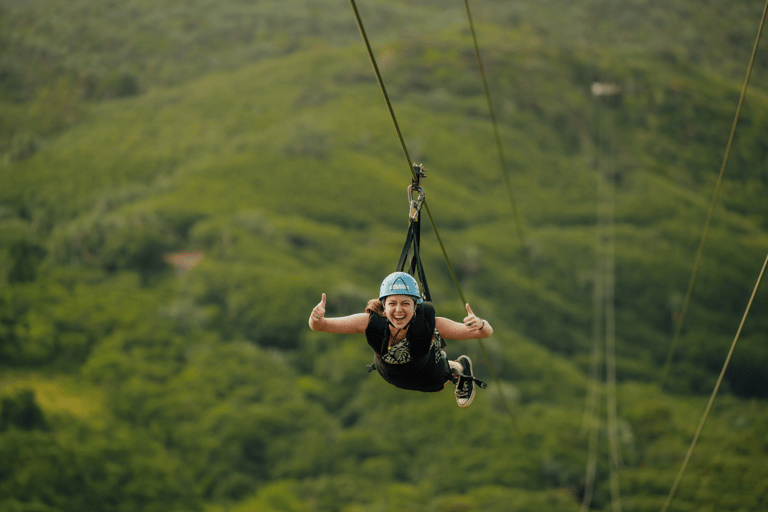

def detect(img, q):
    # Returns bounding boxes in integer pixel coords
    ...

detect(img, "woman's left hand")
[463,303,486,332]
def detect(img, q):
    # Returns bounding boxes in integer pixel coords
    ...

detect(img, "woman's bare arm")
[308,293,369,334]
[435,303,493,340]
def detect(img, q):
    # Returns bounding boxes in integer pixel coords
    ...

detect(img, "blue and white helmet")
[379,271,423,304]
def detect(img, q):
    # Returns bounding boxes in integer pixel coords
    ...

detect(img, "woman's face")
[383,294,416,330]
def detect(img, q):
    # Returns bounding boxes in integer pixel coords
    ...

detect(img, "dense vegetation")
[1,0,767,511]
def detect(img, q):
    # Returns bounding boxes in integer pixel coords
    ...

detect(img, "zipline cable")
[593,87,623,512]
[660,251,768,512]
[348,0,522,439]
[461,0,550,361]
[603,119,622,512]
[580,84,625,511]
[347,0,416,179]
[462,0,532,277]
[580,253,603,512]
[660,0,768,388]
[580,129,604,510]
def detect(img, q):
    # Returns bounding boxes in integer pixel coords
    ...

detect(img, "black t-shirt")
[365,302,450,392]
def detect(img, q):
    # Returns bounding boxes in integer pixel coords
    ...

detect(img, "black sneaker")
[455,355,476,408]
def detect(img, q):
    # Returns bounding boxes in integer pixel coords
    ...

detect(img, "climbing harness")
[396,164,431,302]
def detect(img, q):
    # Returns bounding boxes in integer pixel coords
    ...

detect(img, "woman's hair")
[365,298,385,317]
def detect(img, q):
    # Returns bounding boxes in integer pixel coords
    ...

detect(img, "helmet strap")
[386,316,414,346]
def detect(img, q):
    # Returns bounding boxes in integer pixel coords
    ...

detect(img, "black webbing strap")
[395,214,431,302]
[447,369,488,389]
[394,164,431,301]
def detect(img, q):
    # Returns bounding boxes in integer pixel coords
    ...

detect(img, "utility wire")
[660,251,768,512]
[348,0,522,439]
[660,0,768,388]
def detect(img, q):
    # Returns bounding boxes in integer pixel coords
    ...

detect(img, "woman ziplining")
[309,0,504,412]
[308,166,492,408]
[308,272,492,408]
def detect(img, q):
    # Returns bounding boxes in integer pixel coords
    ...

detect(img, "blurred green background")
[1,0,767,511]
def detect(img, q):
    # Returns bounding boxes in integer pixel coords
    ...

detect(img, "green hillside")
[2,0,768,511]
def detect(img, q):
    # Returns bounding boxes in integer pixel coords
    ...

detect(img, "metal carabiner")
[408,184,425,221]
[407,163,427,220]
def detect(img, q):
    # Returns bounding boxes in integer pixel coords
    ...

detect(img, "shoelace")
[456,378,472,398]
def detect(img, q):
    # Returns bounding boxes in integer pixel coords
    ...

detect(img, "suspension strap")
[395,164,431,302]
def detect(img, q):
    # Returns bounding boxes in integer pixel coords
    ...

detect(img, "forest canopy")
[1,0,768,511]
